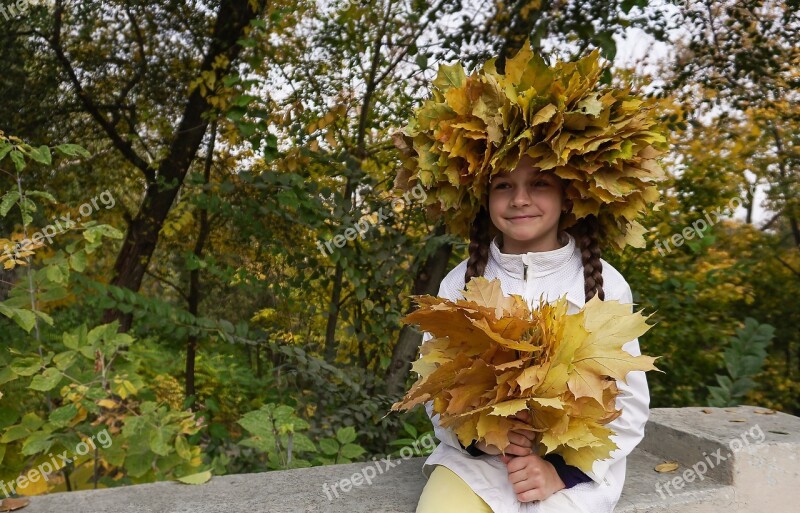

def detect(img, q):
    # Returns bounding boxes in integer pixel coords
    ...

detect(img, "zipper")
[523,263,528,282]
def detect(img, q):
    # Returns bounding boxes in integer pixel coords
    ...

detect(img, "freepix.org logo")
[316,183,427,257]
[0,0,53,21]
[0,428,113,498]
[321,433,437,501]
[1,189,116,264]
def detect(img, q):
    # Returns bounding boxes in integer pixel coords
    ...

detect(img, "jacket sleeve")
[543,452,594,488]
[580,282,651,485]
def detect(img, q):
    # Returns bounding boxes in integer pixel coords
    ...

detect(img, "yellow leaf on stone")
[655,462,680,473]
[176,470,212,485]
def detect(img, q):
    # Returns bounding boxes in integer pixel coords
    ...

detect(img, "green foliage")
[707,318,774,407]
[236,403,366,470]
[386,421,436,459]
[0,134,207,494]
[0,320,207,491]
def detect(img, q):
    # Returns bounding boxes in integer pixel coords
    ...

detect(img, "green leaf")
[124,452,153,478]
[232,94,258,107]
[0,191,20,217]
[10,308,37,333]
[175,435,192,459]
[10,356,42,376]
[46,265,65,284]
[28,146,52,165]
[290,432,316,453]
[176,470,212,485]
[84,224,123,243]
[432,62,466,91]
[149,428,173,456]
[0,366,18,386]
[25,190,57,204]
[339,443,365,459]
[33,310,54,327]
[336,426,356,444]
[69,251,87,272]
[1,424,30,443]
[9,150,25,172]
[0,141,13,160]
[29,368,63,391]
[55,144,91,158]
[63,326,87,350]
[388,438,416,446]
[49,404,79,428]
[21,431,54,456]
[239,436,275,453]
[53,350,78,371]
[318,438,339,456]
[0,406,20,430]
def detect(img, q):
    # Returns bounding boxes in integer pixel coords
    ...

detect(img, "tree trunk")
[99,0,263,332]
[384,222,453,397]
[185,120,217,406]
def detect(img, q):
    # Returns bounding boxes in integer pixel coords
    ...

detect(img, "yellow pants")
[416,465,493,513]
[416,464,588,513]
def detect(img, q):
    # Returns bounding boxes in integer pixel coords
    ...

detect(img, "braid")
[567,214,605,302]
[465,206,491,284]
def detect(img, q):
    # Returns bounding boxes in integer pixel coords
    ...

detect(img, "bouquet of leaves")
[391,277,661,473]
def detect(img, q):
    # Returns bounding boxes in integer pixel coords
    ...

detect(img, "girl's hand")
[500,452,566,503]
[474,410,537,456]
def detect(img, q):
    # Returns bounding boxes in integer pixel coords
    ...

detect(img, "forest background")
[0,0,797,496]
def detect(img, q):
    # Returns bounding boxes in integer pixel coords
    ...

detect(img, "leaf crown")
[392,40,669,252]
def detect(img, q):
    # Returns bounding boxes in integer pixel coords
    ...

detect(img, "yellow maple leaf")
[391,276,662,473]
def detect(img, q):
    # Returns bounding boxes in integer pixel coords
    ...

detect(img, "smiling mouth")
[507,215,540,220]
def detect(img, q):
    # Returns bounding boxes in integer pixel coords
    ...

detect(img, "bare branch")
[50,0,153,180]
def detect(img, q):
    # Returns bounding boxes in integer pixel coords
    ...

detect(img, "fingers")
[504,455,549,502]
[513,410,532,422]
[502,443,532,457]
[508,430,535,447]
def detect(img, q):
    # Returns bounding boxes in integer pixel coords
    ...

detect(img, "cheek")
[488,194,503,213]
[539,190,563,209]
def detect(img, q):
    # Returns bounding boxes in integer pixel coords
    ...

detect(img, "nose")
[511,187,532,208]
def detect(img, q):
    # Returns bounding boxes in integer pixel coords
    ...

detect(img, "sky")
[613,12,772,227]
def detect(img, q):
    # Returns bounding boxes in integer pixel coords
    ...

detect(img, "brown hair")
[464,185,605,303]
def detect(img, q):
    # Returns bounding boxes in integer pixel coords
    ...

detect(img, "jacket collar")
[489,232,587,311]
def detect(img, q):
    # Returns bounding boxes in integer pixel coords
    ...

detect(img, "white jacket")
[417,232,651,513]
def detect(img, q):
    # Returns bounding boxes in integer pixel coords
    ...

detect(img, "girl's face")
[488,155,567,254]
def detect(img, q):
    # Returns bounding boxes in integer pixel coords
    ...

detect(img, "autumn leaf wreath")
[391,277,661,473]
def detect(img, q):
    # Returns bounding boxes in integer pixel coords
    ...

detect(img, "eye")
[533,180,550,187]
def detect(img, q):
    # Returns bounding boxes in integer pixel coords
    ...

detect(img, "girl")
[392,42,664,513]
[413,154,651,513]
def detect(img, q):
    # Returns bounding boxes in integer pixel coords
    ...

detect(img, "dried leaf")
[655,462,680,473]
[391,276,661,473]
[392,39,669,252]
[0,498,30,512]
[175,470,212,485]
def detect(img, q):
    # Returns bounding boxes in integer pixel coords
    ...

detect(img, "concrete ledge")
[20,406,800,513]
[22,457,429,513]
